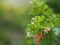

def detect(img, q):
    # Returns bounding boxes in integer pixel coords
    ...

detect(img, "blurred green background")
[0,0,60,45]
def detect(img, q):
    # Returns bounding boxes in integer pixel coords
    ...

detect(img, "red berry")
[39,33,45,39]
[33,34,40,45]
[34,38,40,45]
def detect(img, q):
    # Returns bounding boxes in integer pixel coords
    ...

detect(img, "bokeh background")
[0,0,60,45]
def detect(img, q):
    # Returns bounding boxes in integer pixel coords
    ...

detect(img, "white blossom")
[44,27,51,33]
[27,32,32,37]
[27,32,30,37]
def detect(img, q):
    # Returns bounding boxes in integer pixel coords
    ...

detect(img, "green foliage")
[26,0,57,35]
[26,15,55,35]
[28,0,53,16]
[46,0,60,13]
[26,0,58,45]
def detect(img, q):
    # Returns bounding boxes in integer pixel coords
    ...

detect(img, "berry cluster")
[32,27,51,45]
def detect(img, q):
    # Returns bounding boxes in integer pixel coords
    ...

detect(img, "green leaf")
[39,16,45,22]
